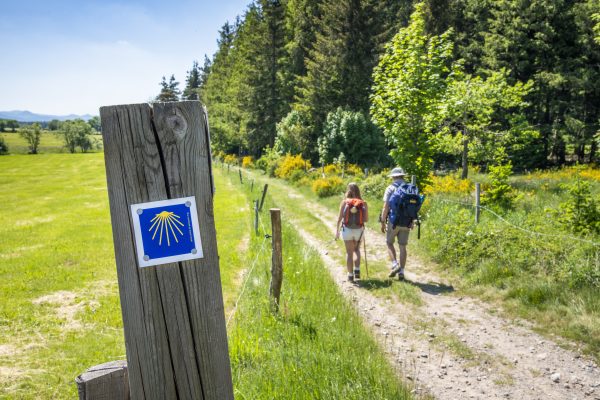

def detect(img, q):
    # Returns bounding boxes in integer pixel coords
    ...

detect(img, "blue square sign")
[130,196,203,267]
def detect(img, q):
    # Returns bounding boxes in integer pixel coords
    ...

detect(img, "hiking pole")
[363,233,369,278]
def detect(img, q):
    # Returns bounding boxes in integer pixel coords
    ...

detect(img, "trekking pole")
[363,233,369,278]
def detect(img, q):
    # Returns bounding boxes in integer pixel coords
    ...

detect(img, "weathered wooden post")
[254,200,259,236]
[239,168,243,184]
[269,209,283,310]
[259,184,269,212]
[411,175,416,185]
[475,182,481,223]
[76,361,129,400]
[97,101,233,400]
[250,179,254,192]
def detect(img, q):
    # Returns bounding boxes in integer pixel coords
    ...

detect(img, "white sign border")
[130,196,204,268]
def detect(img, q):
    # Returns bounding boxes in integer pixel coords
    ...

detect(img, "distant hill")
[0,110,94,123]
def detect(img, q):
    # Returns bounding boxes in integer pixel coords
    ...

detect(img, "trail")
[255,173,600,400]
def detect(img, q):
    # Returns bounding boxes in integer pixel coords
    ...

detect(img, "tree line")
[158,0,600,174]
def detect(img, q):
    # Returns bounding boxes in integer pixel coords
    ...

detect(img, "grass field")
[0,131,102,154]
[0,154,411,399]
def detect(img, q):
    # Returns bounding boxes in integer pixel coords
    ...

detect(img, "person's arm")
[335,200,345,240]
[380,202,389,233]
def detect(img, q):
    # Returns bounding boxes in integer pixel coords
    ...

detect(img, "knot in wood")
[166,112,188,138]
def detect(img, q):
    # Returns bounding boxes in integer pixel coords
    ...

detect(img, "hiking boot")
[354,269,361,281]
[347,274,354,283]
[389,265,400,278]
[398,268,405,280]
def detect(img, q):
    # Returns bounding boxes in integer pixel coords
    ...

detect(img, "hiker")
[335,183,368,283]
[380,167,412,280]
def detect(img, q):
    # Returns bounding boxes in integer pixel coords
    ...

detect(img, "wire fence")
[433,197,600,247]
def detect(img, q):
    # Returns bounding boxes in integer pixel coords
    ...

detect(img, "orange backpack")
[343,198,365,229]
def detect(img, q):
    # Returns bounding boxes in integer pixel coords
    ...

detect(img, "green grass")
[1,155,411,399]
[0,131,102,154]
[223,166,412,399]
[0,155,249,398]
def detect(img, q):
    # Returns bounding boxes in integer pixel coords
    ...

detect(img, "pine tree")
[156,74,181,102]
[182,61,201,100]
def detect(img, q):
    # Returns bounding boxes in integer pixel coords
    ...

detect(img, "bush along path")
[243,169,600,400]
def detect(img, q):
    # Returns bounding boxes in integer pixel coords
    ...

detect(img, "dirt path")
[263,177,600,400]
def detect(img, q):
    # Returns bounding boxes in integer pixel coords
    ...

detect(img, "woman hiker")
[335,183,368,282]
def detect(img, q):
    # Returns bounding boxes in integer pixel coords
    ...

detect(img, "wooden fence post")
[76,361,129,400]
[475,183,481,223]
[259,184,269,212]
[269,209,283,310]
[254,200,259,236]
[239,168,243,184]
[98,101,233,400]
[411,175,416,185]
[250,179,254,192]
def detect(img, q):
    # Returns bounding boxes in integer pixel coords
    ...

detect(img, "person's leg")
[396,228,410,279]
[385,221,397,264]
[353,237,361,279]
[343,240,355,281]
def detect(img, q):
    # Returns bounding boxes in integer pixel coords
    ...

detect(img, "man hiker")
[380,167,412,280]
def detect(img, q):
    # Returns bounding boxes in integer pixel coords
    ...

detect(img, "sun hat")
[387,167,407,177]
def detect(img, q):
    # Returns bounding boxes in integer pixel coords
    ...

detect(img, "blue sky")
[0,0,250,115]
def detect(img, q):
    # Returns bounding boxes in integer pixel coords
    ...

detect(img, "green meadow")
[0,154,410,399]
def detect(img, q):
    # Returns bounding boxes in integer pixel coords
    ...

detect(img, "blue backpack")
[388,182,424,229]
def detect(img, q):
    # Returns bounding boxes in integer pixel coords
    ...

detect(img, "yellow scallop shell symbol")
[149,211,184,246]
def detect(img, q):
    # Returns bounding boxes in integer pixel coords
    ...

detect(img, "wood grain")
[100,101,233,400]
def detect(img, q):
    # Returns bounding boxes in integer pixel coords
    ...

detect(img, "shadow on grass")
[358,277,454,296]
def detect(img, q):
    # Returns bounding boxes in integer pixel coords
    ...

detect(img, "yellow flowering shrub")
[423,174,473,195]
[323,164,340,175]
[242,156,254,168]
[345,163,363,176]
[224,154,238,165]
[312,176,344,198]
[275,154,311,179]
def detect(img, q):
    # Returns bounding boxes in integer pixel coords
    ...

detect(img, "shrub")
[274,110,311,156]
[318,107,388,166]
[345,163,364,176]
[242,156,254,168]
[481,160,519,210]
[275,154,311,179]
[224,154,238,165]
[423,174,473,196]
[550,177,600,235]
[0,136,8,155]
[312,176,344,198]
[257,146,282,177]
[361,172,389,200]
[323,164,341,175]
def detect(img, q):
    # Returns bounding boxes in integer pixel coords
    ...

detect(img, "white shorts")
[341,226,364,242]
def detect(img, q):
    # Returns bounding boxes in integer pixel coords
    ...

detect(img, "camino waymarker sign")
[130,196,203,267]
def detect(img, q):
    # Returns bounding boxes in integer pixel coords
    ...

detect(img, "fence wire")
[433,197,600,247]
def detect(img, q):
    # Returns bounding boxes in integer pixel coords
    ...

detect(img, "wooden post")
[411,175,416,185]
[238,168,243,184]
[76,361,129,400]
[254,200,259,236]
[475,182,481,223]
[99,101,233,400]
[250,179,254,192]
[259,184,269,211]
[227,163,230,173]
[269,209,283,310]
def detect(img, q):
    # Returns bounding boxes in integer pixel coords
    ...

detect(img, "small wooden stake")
[475,183,481,223]
[269,209,283,310]
[76,360,129,400]
[254,200,259,236]
[259,184,269,211]
[239,168,243,184]
[411,175,416,185]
